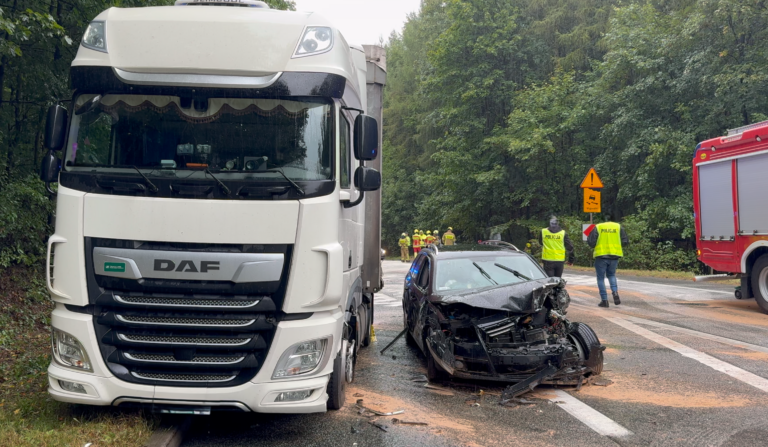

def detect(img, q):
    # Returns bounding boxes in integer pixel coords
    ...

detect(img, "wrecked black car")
[402,243,604,387]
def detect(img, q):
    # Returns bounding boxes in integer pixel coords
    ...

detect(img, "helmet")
[402,232,407,237]
[414,229,419,233]
[448,227,453,231]
[420,230,425,235]
[433,230,438,234]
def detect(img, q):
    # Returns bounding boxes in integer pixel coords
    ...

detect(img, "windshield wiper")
[131,166,158,193]
[473,262,498,285]
[204,168,231,196]
[263,168,305,196]
[494,263,531,281]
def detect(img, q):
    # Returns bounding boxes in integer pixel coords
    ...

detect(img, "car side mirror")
[44,104,68,151]
[354,166,381,192]
[353,114,378,161]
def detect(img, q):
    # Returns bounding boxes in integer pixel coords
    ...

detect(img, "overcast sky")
[293,0,421,45]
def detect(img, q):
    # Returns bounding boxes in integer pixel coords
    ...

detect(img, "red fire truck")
[694,121,768,313]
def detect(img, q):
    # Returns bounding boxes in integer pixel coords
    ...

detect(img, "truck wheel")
[735,289,743,300]
[326,340,351,410]
[569,323,604,376]
[361,303,372,348]
[751,255,768,314]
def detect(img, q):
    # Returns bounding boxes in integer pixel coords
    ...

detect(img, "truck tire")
[361,303,372,347]
[751,255,768,314]
[326,340,350,410]
[569,323,604,376]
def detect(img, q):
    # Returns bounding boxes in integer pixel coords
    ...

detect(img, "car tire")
[426,349,444,382]
[751,255,768,314]
[326,343,347,410]
[570,323,604,376]
[403,305,417,346]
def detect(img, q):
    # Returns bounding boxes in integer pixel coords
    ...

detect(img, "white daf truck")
[38,0,385,414]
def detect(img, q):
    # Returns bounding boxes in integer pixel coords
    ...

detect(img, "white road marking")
[563,274,733,296]
[550,390,632,438]
[607,317,768,393]
[625,316,768,354]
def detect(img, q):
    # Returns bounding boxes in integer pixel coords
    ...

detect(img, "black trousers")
[543,260,564,278]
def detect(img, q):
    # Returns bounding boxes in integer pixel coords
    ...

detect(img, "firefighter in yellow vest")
[424,231,436,247]
[399,233,411,262]
[433,230,440,246]
[539,216,574,278]
[587,214,629,308]
[412,229,422,256]
[442,227,456,245]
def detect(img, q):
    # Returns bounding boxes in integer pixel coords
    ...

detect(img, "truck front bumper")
[48,307,342,414]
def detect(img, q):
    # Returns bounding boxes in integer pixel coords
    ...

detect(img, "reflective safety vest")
[399,236,410,247]
[593,222,624,258]
[412,234,421,248]
[541,229,566,261]
[425,235,435,245]
[443,232,455,245]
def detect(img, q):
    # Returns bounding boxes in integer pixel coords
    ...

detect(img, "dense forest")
[381,0,768,270]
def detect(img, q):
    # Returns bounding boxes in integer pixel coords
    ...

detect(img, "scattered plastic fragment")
[392,418,428,426]
[410,375,428,383]
[355,402,405,416]
[369,420,389,432]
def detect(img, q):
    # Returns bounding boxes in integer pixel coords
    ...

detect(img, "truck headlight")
[82,21,107,53]
[293,26,333,58]
[51,328,92,372]
[272,338,328,379]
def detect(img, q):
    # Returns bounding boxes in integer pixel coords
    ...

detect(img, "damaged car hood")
[430,279,562,312]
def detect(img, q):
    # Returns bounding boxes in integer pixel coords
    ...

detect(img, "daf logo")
[154,259,220,273]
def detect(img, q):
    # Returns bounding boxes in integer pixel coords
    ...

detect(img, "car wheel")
[751,255,768,314]
[570,323,603,376]
[326,341,349,410]
[403,304,417,346]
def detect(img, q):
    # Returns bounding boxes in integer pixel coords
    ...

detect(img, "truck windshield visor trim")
[64,94,333,182]
[113,68,282,89]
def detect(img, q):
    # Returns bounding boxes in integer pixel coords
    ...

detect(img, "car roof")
[422,244,527,260]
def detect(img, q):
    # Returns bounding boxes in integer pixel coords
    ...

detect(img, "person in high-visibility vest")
[432,230,440,246]
[424,231,436,247]
[399,232,411,262]
[412,229,422,257]
[442,227,456,245]
[539,216,574,278]
[587,214,629,307]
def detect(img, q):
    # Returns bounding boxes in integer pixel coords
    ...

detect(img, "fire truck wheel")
[751,255,768,314]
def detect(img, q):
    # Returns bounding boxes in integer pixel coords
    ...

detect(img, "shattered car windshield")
[64,94,332,181]
[435,255,546,292]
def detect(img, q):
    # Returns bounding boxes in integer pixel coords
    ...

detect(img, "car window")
[417,258,431,290]
[435,255,545,292]
[407,254,427,288]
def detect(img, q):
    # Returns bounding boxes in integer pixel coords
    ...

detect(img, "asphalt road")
[181,261,768,447]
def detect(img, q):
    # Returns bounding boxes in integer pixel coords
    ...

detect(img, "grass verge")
[0,266,158,447]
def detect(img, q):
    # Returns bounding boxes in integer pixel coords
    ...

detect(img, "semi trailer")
[694,121,768,313]
[38,0,385,413]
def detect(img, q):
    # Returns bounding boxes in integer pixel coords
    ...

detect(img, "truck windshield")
[64,94,332,180]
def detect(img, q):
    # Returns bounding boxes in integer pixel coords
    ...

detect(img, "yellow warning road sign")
[580,168,604,189]
[583,188,601,213]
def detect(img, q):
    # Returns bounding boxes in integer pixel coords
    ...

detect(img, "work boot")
[613,292,621,305]
[598,300,609,308]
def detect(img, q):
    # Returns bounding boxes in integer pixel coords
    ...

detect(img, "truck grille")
[87,238,290,388]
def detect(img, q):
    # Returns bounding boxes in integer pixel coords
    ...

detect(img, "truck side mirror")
[354,166,381,192]
[40,151,60,194]
[44,104,68,151]
[353,114,378,161]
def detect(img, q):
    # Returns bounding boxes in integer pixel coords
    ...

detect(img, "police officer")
[412,229,422,257]
[442,227,456,245]
[587,214,629,308]
[539,216,574,278]
[399,232,411,262]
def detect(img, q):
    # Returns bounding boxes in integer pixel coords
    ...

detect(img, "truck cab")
[40,0,385,413]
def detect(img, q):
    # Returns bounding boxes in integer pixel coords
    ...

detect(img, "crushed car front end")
[422,279,604,385]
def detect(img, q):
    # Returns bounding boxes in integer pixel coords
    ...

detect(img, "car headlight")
[51,328,92,372]
[82,21,107,53]
[293,26,333,58]
[272,338,328,379]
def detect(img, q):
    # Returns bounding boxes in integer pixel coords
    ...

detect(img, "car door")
[412,255,433,352]
[403,254,426,338]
